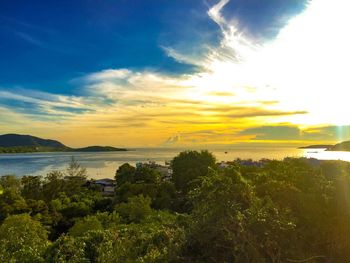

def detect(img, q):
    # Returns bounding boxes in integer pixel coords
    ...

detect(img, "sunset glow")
[1,0,349,147]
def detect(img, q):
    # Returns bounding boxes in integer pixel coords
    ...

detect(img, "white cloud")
[161,46,205,67]
[207,0,230,30]
[85,69,132,82]
[3,0,349,146]
[184,0,350,126]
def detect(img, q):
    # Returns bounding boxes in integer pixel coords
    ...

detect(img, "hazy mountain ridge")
[0,134,126,153]
[301,141,350,151]
[299,144,333,149]
[0,134,67,148]
[328,141,350,151]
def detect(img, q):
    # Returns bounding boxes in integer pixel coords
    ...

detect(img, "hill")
[0,134,67,148]
[300,141,350,151]
[327,141,350,151]
[0,134,127,153]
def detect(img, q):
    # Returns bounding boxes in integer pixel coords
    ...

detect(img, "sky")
[0,0,350,148]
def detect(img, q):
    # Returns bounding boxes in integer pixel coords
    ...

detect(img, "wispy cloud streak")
[2,0,349,146]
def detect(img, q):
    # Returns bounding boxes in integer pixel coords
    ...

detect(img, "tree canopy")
[171,150,216,194]
[1,152,350,262]
[0,214,49,263]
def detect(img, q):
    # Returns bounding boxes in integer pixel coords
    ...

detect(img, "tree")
[0,214,49,263]
[115,195,152,223]
[50,192,96,239]
[42,171,66,201]
[97,212,185,263]
[26,199,51,225]
[94,211,120,229]
[0,175,21,192]
[66,157,87,178]
[186,166,255,262]
[47,211,185,263]
[134,166,160,184]
[21,176,43,200]
[171,150,216,194]
[45,234,87,263]
[185,166,295,262]
[115,163,136,186]
[0,185,30,221]
[255,159,337,260]
[64,157,88,196]
[115,164,164,206]
[153,181,176,210]
[69,215,103,237]
[42,158,88,202]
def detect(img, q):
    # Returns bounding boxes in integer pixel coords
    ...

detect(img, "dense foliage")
[1,152,350,262]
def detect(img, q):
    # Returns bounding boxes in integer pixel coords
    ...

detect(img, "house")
[88,178,116,196]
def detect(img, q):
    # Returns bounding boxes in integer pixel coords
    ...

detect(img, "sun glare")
[183,0,350,127]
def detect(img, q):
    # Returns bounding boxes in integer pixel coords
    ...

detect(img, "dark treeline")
[1,151,350,262]
[0,146,127,153]
[0,146,57,153]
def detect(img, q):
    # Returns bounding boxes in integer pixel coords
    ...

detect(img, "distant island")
[300,141,350,151]
[299,144,333,149]
[0,134,127,153]
[74,146,127,152]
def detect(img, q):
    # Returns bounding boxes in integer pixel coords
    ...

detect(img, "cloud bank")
[1,0,349,147]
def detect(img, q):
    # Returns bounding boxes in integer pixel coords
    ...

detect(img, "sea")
[1,147,350,179]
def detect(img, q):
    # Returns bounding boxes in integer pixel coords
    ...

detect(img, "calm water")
[1,147,350,179]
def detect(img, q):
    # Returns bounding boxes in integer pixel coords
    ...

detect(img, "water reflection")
[0,147,349,179]
[303,148,350,162]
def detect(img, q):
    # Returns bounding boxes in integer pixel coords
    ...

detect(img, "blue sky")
[0,0,307,94]
[2,0,349,147]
